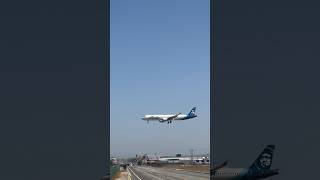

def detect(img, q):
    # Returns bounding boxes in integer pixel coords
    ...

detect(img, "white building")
[111,157,118,165]
[145,154,210,164]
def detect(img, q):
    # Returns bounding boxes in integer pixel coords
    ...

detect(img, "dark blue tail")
[188,107,196,116]
[249,145,275,172]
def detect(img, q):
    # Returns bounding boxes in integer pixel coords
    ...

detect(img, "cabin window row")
[216,172,240,176]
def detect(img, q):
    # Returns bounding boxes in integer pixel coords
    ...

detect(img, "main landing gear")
[167,121,172,124]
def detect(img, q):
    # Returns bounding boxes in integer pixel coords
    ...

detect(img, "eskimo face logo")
[259,153,272,168]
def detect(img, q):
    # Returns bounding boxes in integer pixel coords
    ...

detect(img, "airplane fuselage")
[142,114,196,121]
[211,168,247,180]
[211,168,279,180]
[141,107,197,123]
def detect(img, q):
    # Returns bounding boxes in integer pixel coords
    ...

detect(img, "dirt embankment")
[112,168,128,180]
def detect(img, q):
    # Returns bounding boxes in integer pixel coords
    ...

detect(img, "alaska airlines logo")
[259,153,272,168]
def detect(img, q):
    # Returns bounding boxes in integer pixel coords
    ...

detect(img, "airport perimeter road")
[127,166,209,180]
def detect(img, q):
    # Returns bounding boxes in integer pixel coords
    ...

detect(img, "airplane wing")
[143,116,163,121]
[143,113,181,123]
[167,112,181,121]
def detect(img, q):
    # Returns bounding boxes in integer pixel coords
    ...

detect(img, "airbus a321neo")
[142,107,197,124]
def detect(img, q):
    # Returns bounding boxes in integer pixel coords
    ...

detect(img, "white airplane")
[141,107,197,124]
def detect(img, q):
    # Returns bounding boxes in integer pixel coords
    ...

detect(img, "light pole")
[190,149,194,164]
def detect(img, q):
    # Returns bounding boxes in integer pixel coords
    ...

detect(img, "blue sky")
[110,0,210,158]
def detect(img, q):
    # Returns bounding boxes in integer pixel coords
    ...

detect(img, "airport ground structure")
[135,154,210,166]
[107,155,210,179]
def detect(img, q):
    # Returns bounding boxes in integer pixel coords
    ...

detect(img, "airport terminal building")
[144,154,210,165]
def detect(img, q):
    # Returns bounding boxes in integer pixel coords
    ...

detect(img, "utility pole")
[190,149,194,164]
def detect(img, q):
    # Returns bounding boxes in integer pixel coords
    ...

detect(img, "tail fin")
[188,107,196,116]
[249,145,275,172]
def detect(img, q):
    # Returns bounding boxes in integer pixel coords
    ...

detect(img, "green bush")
[110,165,120,179]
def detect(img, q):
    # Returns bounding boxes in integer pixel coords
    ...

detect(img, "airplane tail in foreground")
[249,145,275,172]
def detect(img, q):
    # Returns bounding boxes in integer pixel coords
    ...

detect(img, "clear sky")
[110,0,210,158]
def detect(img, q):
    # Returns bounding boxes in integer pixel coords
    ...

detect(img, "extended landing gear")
[167,121,172,124]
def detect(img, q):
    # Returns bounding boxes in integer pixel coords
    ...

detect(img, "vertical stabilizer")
[249,145,275,172]
[188,107,196,116]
